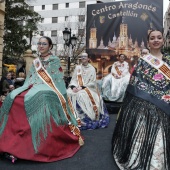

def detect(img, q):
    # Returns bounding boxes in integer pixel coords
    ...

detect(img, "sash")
[33,58,84,146]
[76,65,99,119]
[77,65,84,87]
[142,54,170,80]
[115,65,122,76]
[84,88,98,118]
[67,97,81,127]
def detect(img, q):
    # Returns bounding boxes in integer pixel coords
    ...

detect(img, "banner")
[86,0,163,79]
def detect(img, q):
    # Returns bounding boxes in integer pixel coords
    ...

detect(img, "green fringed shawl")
[0,55,77,152]
[0,85,29,134]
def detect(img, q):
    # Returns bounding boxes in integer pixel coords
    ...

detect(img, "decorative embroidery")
[59,67,63,72]
[130,55,170,104]
[162,95,170,102]
[159,64,170,79]
[150,58,160,66]
[143,54,170,79]
[153,73,164,81]
[35,60,40,68]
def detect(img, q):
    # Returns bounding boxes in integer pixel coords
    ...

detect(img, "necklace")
[40,53,50,58]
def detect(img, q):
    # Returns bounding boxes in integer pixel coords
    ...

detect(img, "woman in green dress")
[0,36,83,163]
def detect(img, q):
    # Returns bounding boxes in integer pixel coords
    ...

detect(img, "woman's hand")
[77,87,82,91]
[112,73,121,79]
[72,87,82,93]
[73,87,79,93]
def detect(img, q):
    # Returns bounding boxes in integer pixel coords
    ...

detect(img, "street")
[0,114,119,170]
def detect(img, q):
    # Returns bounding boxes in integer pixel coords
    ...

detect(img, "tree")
[3,0,42,64]
[60,29,86,65]
[58,14,86,78]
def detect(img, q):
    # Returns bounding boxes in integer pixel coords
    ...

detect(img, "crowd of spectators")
[0,65,26,106]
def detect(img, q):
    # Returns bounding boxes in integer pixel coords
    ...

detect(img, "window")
[79,1,85,8]
[52,17,58,23]
[41,18,44,23]
[97,1,103,3]
[78,29,85,36]
[40,31,44,36]
[66,3,69,8]
[29,6,34,11]
[53,4,58,10]
[65,16,68,21]
[42,5,45,10]
[79,15,85,22]
[51,30,57,37]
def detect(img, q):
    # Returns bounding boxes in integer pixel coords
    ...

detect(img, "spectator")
[18,63,26,75]
[0,88,9,107]
[9,84,15,92]
[14,72,25,88]
[2,72,14,92]
[141,48,150,57]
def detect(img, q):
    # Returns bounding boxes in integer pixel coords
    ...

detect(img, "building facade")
[0,0,5,78]
[26,0,115,55]
[164,2,170,49]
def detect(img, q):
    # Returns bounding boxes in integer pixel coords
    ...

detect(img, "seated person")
[0,36,83,163]
[10,71,16,84]
[101,54,130,102]
[131,48,150,74]
[2,72,14,92]
[0,88,9,107]
[9,84,15,92]
[67,52,109,130]
[14,72,26,88]
[141,48,149,57]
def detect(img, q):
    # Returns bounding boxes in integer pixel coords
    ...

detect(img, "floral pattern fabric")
[76,101,109,130]
[128,55,170,115]
[112,55,170,170]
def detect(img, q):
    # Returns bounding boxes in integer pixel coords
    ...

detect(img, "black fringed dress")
[112,54,170,170]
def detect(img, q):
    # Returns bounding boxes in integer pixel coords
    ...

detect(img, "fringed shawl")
[0,55,77,152]
[127,54,170,116]
[112,54,170,170]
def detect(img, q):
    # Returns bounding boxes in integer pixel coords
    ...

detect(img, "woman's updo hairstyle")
[39,36,53,50]
[147,30,163,41]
